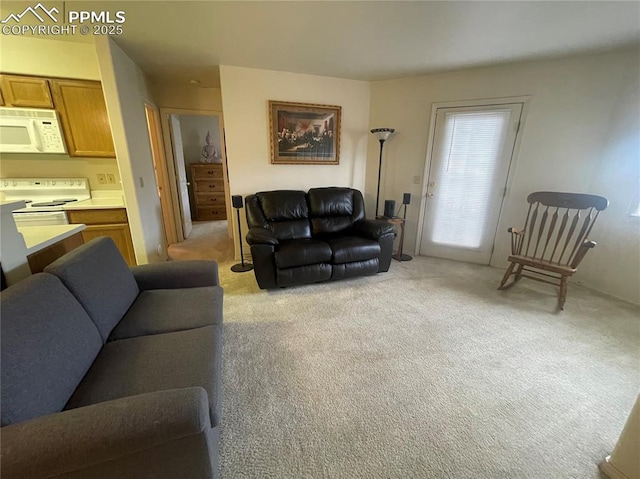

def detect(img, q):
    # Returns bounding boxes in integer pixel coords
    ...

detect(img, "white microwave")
[0,107,67,154]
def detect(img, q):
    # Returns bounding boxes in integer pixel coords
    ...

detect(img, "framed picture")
[269,101,341,165]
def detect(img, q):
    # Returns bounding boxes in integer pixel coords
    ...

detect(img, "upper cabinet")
[50,79,116,158]
[0,74,54,108]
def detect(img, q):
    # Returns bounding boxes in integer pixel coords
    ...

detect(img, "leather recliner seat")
[245,187,395,289]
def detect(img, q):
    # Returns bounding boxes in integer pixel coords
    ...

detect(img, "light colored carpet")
[217,257,638,479]
[168,225,639,478]
[167,221,234,263]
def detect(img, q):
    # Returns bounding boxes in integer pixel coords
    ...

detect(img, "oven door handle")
[30,120,44,152]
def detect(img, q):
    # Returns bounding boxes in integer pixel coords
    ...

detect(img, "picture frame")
[269,100,341,165]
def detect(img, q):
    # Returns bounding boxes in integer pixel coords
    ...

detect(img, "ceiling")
[4,1,640,87]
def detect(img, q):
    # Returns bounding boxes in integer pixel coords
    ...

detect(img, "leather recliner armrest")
[246,227,279,246]
[351,219,394,240]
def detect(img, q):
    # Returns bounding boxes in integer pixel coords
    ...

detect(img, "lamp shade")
[370,128,395,141]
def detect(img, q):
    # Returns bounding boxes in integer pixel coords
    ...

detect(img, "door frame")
[159,107,232,242]
[414,96,531,260]
[144,102,177,247]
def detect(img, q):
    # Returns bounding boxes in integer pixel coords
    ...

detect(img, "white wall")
[94,36,166,264]
[219,65,371,257]
[0,36,100,80]
[179,114,222,165]
[369,48,639,302]
[148,81,223,111]
[580,52,640,303]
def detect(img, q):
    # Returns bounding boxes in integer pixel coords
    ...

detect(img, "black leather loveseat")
[245,187,395,289]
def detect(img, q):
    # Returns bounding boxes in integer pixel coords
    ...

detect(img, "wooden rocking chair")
[498,191,608,309]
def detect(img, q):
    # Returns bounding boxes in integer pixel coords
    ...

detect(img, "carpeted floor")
[167,221,234,263]
[220,261,640,479]
[171,223,640,478]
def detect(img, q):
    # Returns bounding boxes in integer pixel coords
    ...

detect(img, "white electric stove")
[0,178,91,226]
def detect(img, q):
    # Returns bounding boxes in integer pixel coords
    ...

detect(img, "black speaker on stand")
[395,193,413,261]
[231,195,254,273]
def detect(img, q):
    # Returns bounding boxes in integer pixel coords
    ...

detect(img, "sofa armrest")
[130,260,219,290]
[1,388,212,479]
[351,219,394,240]
[246,227,279,246]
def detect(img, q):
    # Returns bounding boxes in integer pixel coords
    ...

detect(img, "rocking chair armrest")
[508,227,526,255]
[570,240,597,268]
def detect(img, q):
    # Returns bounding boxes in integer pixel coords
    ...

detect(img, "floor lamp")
[231,195,253,273]
[370,128,395,217]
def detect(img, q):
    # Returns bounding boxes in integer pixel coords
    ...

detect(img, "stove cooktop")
[30,202,67,207]
[1,178,90,212]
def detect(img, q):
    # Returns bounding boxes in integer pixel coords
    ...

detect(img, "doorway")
[418,102,524,264]
[160,109,232,245]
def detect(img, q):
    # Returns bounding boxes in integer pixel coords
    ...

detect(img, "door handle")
[427,193,434,199]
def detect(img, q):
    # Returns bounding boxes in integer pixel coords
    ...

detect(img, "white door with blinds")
[419,103,522,264]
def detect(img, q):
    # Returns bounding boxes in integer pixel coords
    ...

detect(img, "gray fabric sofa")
[0,237,223,479]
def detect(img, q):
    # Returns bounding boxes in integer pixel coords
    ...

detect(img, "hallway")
[167,221,234,262]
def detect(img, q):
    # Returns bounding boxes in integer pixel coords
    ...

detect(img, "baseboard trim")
[599,456,630,479]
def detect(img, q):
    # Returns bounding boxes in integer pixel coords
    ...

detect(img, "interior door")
[169,115,192,238]
[419,104,522,264]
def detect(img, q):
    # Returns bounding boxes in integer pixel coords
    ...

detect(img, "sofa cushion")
[45,237,139,343]
[326,236,381,264]
[65,325,222,427]
[1,274,103,426]
[275,239,332,269]
[309,187,366,235]
[110,286,223,340]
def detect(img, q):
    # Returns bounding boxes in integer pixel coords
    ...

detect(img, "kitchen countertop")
[18,224,86,254]
[64,197,125,210]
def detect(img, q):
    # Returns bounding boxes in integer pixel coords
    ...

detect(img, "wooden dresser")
[191,163,227,221]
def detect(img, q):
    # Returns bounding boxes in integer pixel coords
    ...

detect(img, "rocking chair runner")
[498,191,608,309]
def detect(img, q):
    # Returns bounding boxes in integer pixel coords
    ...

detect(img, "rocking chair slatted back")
[500,191,608,310]
[519,192,607,267]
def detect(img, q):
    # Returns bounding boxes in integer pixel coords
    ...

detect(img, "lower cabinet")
[67,209,136,266]
[27,232,83,273]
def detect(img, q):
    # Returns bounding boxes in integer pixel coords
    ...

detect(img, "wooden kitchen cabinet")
[66,209,136,265]
[50,79,116,158]
[191,163,227,221]
[0,74,54,108]
[27,232,84,273]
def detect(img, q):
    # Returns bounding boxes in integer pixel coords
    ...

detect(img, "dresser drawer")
[194,179,224,192]
[196,193,226,206]
[192,164,223,179]
[196,206,227,221]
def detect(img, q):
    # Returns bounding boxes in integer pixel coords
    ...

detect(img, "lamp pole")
[370,128,395,218]
[375,138,385,217]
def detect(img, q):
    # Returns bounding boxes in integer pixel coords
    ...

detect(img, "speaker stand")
[393,215,413,262]
[231,204,254,273]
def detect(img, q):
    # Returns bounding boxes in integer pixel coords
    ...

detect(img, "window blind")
[431,110,510,248]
